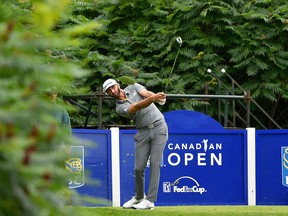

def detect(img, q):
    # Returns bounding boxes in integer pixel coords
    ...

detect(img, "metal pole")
[224,96,228,127]
[232,81,236,127]
[166,94,245,99]
[217,77,221,123]
[85,96,95,128]
[222,70,281,129]
[245,90,251,128]
[223,71,247,95]
[98,89,103,129]
[204,83,208,115]
[224,93,228,127]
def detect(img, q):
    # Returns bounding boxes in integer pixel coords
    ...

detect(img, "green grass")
[74,206,288,216]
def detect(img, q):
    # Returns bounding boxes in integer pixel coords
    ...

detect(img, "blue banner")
[256,130,288,205]
[71,129,112,206]
[70,127,288,206]
[157,131,247,205]
[119,130,247,206]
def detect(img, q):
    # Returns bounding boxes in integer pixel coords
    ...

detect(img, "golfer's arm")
[128,94,156,115]
[139,89,155,98]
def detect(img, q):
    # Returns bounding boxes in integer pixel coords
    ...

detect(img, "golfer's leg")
[146,123,168,202]
[134,129,150,200]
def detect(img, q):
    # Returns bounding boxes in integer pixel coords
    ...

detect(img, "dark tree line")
[65,0,288,128]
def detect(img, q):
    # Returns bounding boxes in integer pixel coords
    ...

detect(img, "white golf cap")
[103,78,118,92]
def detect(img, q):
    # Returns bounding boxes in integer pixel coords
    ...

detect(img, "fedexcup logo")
[66,146,85,189]
[163,176,207,194]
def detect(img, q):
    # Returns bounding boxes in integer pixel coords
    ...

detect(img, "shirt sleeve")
[116,101,133,118]
[134,83,145,93]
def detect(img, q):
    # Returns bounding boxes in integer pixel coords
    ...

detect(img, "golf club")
[165,37,183,92]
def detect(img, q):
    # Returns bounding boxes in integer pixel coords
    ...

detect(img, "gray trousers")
[134,120,168,202]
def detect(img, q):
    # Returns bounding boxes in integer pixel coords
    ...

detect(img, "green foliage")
[65,0,288,129]
[0,0,90,215]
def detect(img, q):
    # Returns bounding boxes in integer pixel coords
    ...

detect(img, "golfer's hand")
[153,92,166,102]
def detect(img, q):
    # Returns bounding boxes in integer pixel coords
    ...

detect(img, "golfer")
[103,78,168,210]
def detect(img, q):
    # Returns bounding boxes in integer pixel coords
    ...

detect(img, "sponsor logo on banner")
[163,176,207,194]
[166,138,222,167]
[281,147,288,187]
[66,146,85,189]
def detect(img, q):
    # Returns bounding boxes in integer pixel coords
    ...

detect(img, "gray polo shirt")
[115,83,164,128]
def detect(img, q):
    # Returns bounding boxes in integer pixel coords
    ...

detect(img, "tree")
[0,0,92,215]
[68,0,288,129]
